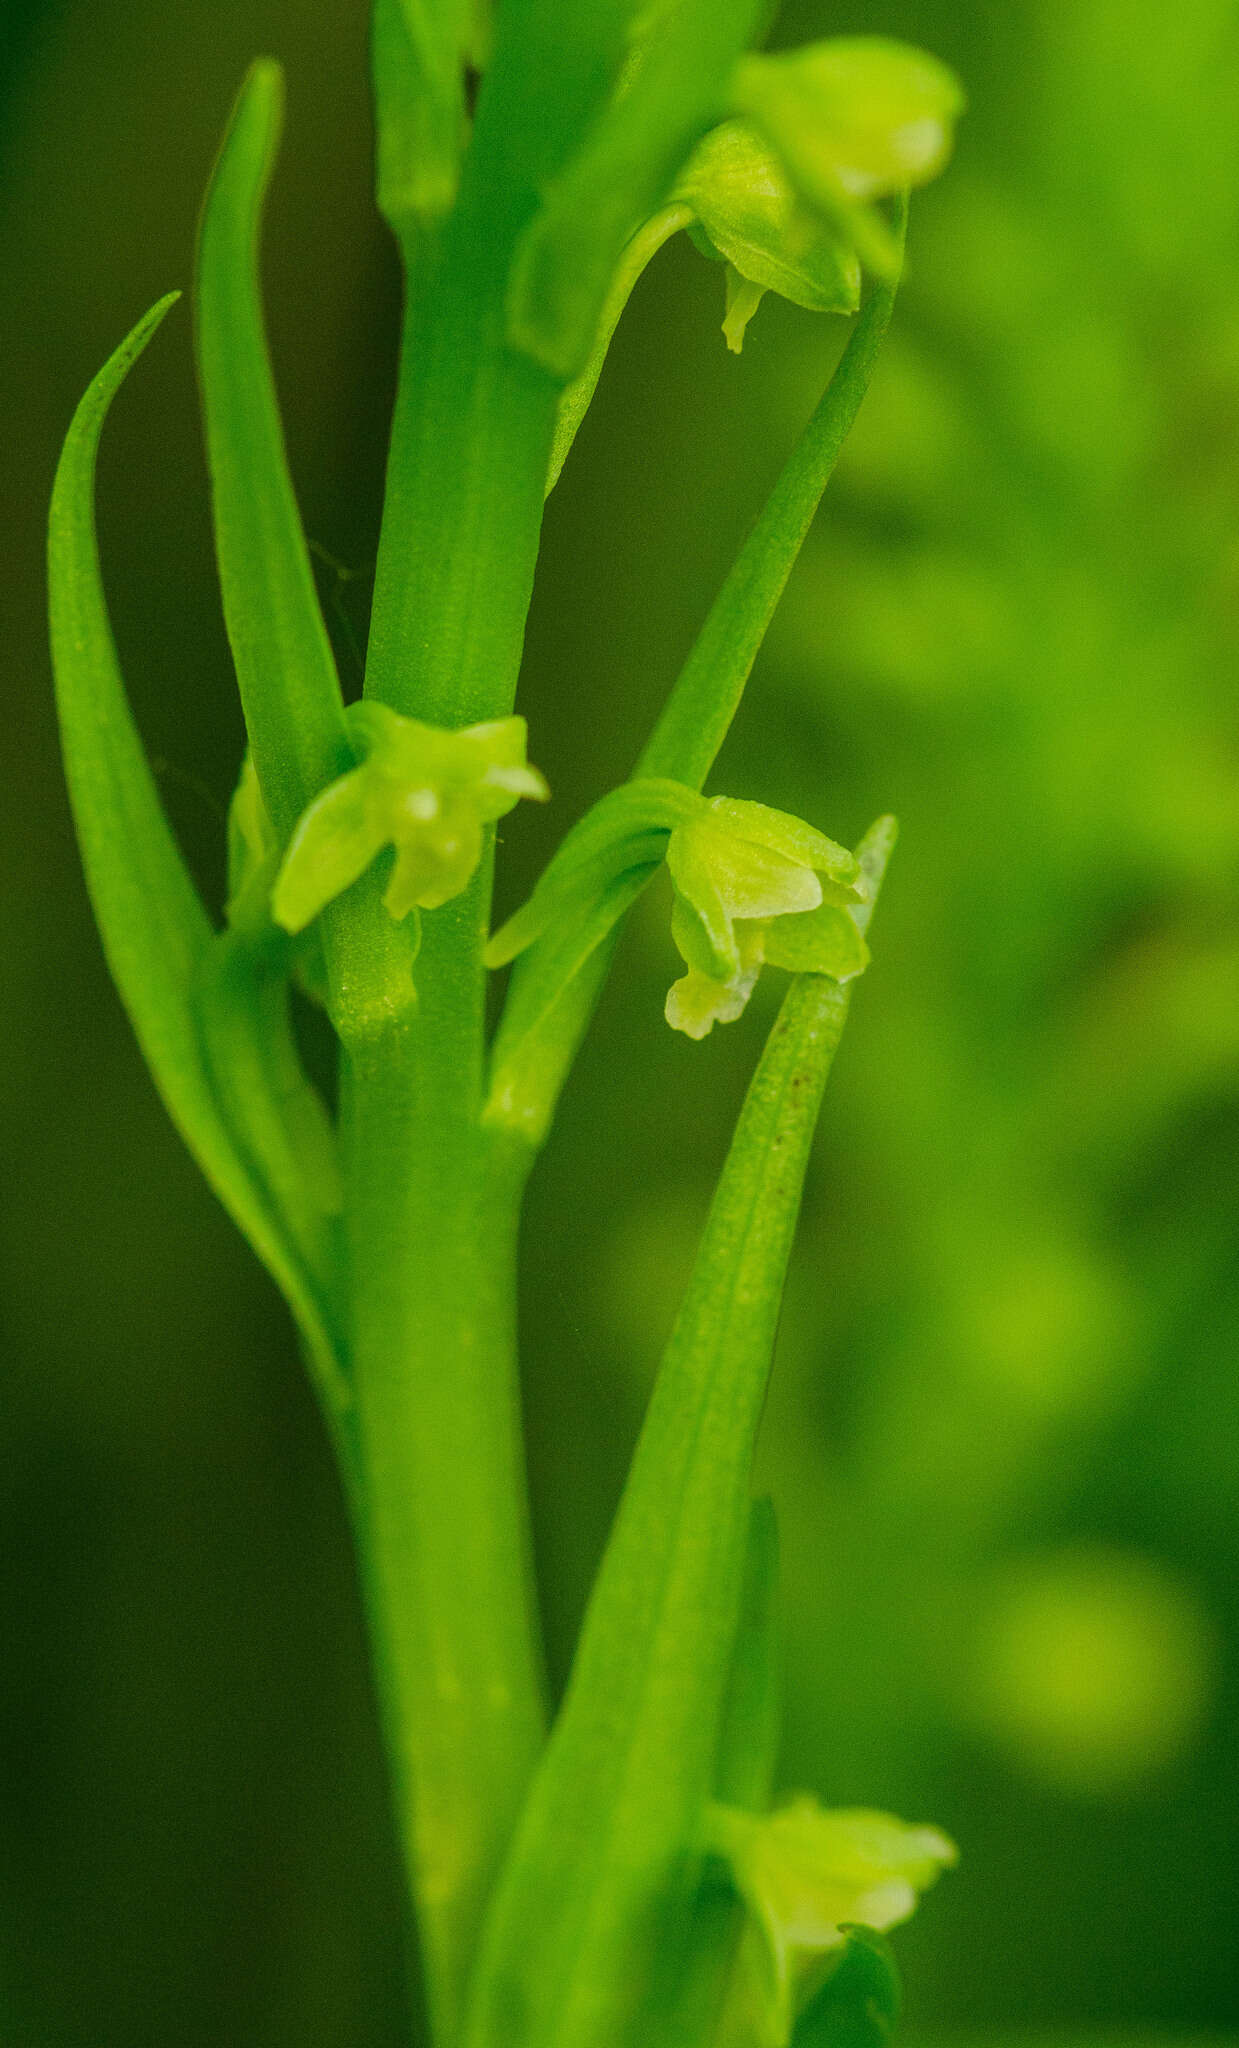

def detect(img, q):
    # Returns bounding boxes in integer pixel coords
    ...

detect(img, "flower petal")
[667,822,741,975]
[272,767,390,932]
[385,806,484,915]
[708,795,859,885]
[695,818,823,921]
[665,962,760,1039]
[759,902,869,980]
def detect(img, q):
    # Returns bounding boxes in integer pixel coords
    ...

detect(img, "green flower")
[272,703,547,933]
[673,120,860,352]
[730,37,965,278]
[664,796,868,1037]
[710,1798,957,2044]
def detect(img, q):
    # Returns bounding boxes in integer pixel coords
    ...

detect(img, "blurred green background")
[3,1,1238,2042]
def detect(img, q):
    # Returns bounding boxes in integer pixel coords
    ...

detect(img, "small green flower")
[664,797,868,1038]
[710,1798,957,2044]
[272,703,548,934]
[730,37,965,278]
[674,120,860,352]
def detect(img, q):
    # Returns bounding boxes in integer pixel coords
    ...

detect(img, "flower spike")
[272,703,547,934]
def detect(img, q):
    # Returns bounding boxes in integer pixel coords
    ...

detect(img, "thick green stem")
[364,245,557,729]
[341,9,698,2029]
[341,888,546,2044]
[342,151,560,2039]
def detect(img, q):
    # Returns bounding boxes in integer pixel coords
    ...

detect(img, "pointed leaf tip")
[49,296,346,1421]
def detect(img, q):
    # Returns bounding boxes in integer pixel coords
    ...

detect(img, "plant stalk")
[335,93,562,2036]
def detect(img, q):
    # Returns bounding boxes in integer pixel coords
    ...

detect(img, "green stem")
[341,887,546,2045]
[364,241,557,729]
[342,130,561,2034]
[342,10,738,2027]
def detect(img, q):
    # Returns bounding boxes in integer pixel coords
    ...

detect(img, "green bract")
[675,120,861,351]
[709,1801,957,2045]
[732,38,964,278]
[272,705,547,933]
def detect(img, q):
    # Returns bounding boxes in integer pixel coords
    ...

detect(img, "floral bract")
[664,796,869,1037]
[272,703,548,933]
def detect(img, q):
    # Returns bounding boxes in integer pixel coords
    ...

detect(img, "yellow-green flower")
[710,1798,957,2044]
[272,703,547,933]
[730,37,965,278]
[664,797,868,1038]
[673,120,861,351]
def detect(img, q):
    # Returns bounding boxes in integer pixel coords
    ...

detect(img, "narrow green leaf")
[637,198,905,788]
[465,821,895,2048]
[716,1497,782,1813]
[546,202,691,494]
[484,776,707,1142]
[196,60,351,842]
[651,1501,784,2048]
[48,299,348,1415]
[195,931,344,1276]
[486,776,700,967]
[485,857,663,1142]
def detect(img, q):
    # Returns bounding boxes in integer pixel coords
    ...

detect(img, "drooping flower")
[272,703,547,934]
[673,119,861,351]
[730,38,965,278]
[664,796,869,1037]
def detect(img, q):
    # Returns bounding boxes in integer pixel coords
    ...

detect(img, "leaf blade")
[196,59,351,842]
[48,298,347,1415]
[637,204,906,789]
[465,823,896,2048]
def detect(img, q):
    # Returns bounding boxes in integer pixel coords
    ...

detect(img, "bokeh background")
[3,1,1238,2042]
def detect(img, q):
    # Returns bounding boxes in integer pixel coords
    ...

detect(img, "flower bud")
[709,1798,956,2039]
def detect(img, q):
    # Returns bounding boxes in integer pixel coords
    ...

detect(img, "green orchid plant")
[47,5,962,2045]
